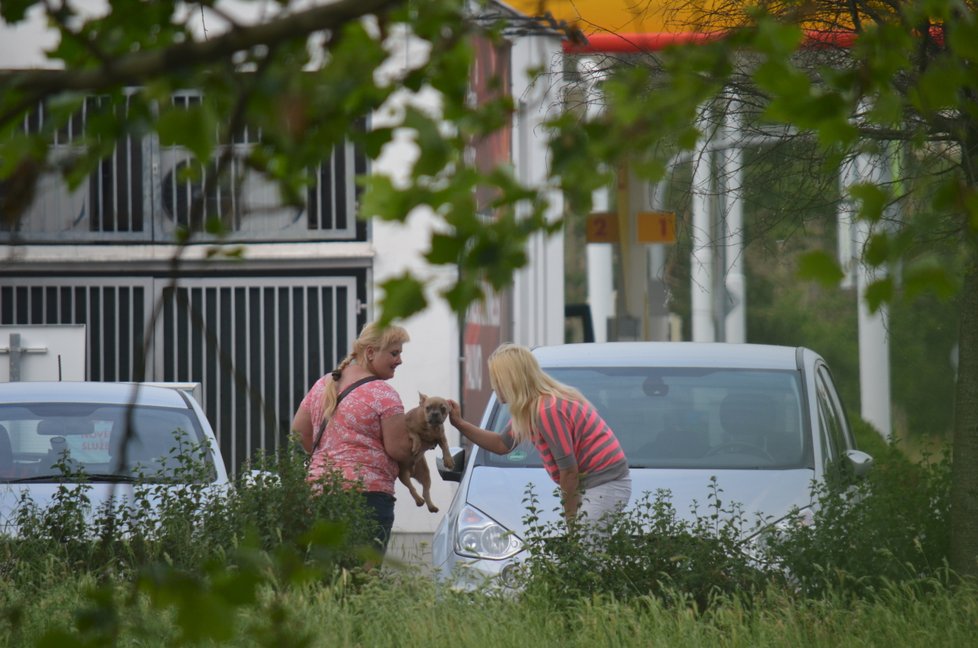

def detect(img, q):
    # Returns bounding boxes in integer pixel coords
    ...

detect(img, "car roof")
[0,381,190,409]
[532,342,806,371]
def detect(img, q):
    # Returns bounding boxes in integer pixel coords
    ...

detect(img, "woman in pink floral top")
[292,321,413,555]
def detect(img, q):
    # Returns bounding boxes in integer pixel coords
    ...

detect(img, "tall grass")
[2,573,976,647]
[0,435,971,646]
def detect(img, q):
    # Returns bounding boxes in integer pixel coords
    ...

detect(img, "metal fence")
[0,275,365,475]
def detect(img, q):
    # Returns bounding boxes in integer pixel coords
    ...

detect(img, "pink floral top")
[300,375,405,495]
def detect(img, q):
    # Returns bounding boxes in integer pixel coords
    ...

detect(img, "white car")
[0,381,229,534]
[431,342,874,589]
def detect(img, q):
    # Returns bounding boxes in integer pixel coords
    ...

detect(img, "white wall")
[509,36,566,348]
[0,325,87,381]
[0,5,61,68]
[371,85,462,532]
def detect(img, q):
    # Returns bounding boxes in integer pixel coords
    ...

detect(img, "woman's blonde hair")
[320,321,410,421]
[488,343,585,444]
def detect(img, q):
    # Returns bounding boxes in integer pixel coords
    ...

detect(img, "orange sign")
[636,211,676,244]
[586,212,618,243]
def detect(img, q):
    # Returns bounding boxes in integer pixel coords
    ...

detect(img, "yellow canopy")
[503,0,698,34]
[503,1,869,36]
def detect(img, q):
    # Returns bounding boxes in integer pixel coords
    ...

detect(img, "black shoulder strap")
[338,376,382,402]
[311,376,382,453]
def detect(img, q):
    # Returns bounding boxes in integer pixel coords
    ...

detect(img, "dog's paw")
[443,456,455,470]
[426,503,439,513]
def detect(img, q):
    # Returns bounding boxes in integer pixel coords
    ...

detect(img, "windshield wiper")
[83,473,139,483]
[5,473,138,484]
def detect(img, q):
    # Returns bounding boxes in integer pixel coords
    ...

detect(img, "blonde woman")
[448,343,631,527]
[292,321,413,554]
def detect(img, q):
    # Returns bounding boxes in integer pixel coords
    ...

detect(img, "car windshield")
[479,366,812,470]
[0,402,215,483]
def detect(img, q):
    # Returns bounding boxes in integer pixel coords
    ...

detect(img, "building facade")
[0,1,567,536]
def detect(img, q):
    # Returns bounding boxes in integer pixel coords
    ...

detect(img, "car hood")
[0,481,226,536]
[464,466,818,539]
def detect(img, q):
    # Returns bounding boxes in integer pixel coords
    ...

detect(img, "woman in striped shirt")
[448,343,631,528]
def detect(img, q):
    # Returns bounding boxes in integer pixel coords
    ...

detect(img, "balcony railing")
[1,93,367,244]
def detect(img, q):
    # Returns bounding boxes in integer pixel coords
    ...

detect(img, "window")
[478,366,809,470]
[0,403,212,482]
[814,364,854,471]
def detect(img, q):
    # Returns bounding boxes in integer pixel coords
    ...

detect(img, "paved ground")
[384,532,434,573]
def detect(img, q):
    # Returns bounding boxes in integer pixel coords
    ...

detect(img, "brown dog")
[399,393,455,512]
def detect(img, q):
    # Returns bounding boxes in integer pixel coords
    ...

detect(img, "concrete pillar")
[587,186,614,343]
[721,94,746,343]
[840,143,892,440]
[691,107,715,342]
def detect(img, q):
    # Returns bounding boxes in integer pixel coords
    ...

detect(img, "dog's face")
[419,393,449,427]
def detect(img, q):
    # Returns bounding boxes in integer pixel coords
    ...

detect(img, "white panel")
[0,325,87,381]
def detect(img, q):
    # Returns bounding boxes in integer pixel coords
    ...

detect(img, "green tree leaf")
[864,277,894,313]
[850,184,887,223]
[157,105,216,161]
[427,232,464,264]
[797,251,845,286]
[0,0,32,21]
[378,274,428,324]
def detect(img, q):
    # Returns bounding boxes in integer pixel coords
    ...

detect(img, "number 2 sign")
[586,211,676,244]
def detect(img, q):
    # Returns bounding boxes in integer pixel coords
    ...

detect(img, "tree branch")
[4,0,405,95]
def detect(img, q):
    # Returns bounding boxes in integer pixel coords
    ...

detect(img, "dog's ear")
[418,392,428,405]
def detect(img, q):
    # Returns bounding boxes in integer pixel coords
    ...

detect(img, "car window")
[478,367,811,470]
[814,364,854,469]
[0,402,214,482]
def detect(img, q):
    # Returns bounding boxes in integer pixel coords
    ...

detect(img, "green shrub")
[516,479,775,609]
[1,441,381,588]
[512,441,951,606]
[228,444,383,574]
[764,444,951,597]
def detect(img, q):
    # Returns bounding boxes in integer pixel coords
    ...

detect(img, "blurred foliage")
[0,422,958,644]
[0,443,381,589]
[642,131,957,441]
[766,441,952,598]
[515,441,952,606]
[517,478,777,609]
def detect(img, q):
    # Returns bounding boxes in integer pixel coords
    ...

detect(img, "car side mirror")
[844,449,874,479]
[437,447,465,482]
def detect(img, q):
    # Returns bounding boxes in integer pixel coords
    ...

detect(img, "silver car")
[431,342,874,589]
[0,381,229,534]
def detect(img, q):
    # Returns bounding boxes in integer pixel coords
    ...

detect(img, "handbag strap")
[311,375,381,453]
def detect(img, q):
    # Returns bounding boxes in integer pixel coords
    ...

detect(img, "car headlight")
[454,504,523,560]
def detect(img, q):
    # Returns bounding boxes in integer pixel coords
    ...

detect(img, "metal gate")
[0,275,363,475]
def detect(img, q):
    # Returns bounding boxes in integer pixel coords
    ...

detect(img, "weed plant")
[0,427,966,646]
[515,478,776,609]
[0,440,382,590]
[512,435,953,607]
[765,441,952,597]
[3,568,976,647]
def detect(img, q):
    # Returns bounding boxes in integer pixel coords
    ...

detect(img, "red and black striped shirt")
[522,396,628,488]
